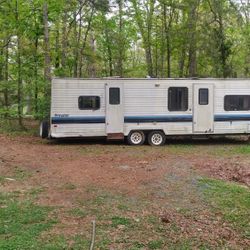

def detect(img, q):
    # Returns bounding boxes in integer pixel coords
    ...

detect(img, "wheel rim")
[151,133,163,145]
[130,132,143,145]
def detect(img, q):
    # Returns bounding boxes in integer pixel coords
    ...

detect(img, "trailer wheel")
[148,131,166,146]
[127,131,145,145]
[40,120,49,139]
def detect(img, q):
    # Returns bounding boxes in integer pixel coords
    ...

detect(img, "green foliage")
[0,119,37,136]
[0,0,249,121]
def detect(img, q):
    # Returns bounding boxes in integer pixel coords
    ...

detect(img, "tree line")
[0,0,249,125]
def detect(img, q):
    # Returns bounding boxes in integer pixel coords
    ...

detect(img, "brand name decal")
[54,114,69,118]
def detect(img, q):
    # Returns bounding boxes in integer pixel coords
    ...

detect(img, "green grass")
[77,142,250,159]
[68,207,86,218]
[148,240,164,249]
[1,179,248,249]
[111,216,131,228]
[231,145,250,154]
[0,166,32,184]
[13,166,32,180]
[28,187,46,197]
[0,119,38,137]
[167,144,195,154]
[0,192,93,250]
[130,241,145,249]
[0,193,56,249]
[209,144,250,156]
[199,178,250,238]
[0,176,5,184]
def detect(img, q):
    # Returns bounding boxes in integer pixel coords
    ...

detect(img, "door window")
[109,88,120,105]
[199,88,209,105]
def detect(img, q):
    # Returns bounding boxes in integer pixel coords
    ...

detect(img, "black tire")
[127,131,145,146]
[148,131,166,146]
[40,120,49,139]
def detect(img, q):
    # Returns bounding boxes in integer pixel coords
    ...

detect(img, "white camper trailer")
[40,78,250,146]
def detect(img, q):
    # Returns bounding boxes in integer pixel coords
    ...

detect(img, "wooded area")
[0,0,249,125]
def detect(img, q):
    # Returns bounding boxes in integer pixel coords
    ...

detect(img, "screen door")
[193,84,214,133]
[105,83,124,139]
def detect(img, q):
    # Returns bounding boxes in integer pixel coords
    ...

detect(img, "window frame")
[199,88,209,105]
[78,96,101,110]
[109,87,120,105]
[224,95,250,111]
[168,87,189,112]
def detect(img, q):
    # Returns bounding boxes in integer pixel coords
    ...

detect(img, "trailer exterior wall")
[51,79,106,138]
[50,78,250,139]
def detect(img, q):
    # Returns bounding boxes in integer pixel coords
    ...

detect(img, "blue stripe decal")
[52,116,105,124]
[215,114,250,122]
[51,114,250,124]
[124,115,193,123]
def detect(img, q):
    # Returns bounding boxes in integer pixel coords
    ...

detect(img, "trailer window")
[199,88,209,105]
[109,88,120,105]
[224,95,250,111]
[78,96,100,110]
[168,87,188,111]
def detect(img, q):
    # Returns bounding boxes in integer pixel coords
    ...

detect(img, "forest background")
[0,0,249,125]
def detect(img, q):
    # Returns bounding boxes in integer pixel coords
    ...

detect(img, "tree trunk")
[76,6,83,78]
[16,0,23,127]
[107,39,113,77]
[154,24,159,77]
[0,47,3,82]
[73,3,84,78]
[145,47,153,77]
[131,0,155,77]
[4,38,9,111]
[179,47,186,78]
[117,0,124,77]
[34,36,39,114]
[17,37,22,125]
[55,22,60,69]
[79,7,94,78]
[163,3,173,78]
[43,2,51,82]
[89,32,96,78]
[61,8,67,74]
[0,44,8,117]
[218,16,228,78]
[73,11,78,77]
[160,11,165,78]
[187,0,200,77]
[166,35,171,78]
[208,0,230,78]
[102,14,113,77]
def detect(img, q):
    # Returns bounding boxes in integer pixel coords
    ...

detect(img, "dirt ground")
[0,133,250,249]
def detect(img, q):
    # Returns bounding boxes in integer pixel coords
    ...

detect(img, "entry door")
[193,84,214,133]
[105,83,124,139]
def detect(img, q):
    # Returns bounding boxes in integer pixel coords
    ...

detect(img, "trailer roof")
[53,77,250,81]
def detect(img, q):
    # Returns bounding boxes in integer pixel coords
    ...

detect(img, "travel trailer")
[40,78,250,146]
